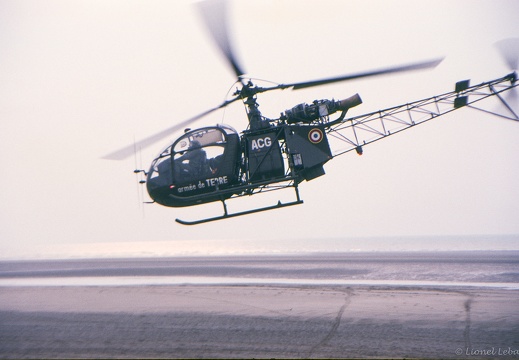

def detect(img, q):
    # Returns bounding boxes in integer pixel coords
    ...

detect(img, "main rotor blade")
[495,38,519,70]
[275,58,444,91]
[196,0,245,79]
[102,97,240,160]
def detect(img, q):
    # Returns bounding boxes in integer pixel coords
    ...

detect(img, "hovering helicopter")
[104,0,518,225]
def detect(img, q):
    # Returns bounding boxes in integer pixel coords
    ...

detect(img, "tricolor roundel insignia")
[308,128,324,144]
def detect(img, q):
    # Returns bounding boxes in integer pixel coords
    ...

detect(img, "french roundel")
[308,128,323,144]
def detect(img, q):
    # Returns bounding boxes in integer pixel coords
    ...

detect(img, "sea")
[1,251,518,289]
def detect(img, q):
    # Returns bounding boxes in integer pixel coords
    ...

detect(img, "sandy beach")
[1,284,518,359]
[1,253,518,358]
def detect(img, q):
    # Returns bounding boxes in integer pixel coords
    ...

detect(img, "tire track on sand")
[308,289,353,357]
[463,296,473,351]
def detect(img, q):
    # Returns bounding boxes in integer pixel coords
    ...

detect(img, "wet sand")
[1,284,518,359]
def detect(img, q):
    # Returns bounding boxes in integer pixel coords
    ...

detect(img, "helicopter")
[104,0,518,225]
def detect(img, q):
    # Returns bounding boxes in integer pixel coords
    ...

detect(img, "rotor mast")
[233,81,271,130]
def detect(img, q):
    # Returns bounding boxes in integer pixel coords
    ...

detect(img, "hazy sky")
[1,0,518,259]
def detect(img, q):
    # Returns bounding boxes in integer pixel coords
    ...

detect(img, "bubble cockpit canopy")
[146,124,241,207]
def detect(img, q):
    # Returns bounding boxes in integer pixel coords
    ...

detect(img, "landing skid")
[175,184,304,225]
[175,198,304,225]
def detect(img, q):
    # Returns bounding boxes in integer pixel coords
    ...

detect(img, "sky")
[1,0,518,259]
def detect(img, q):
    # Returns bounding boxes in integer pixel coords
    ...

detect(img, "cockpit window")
[173,128,225,154]
[147,125,240,195]
[147,154,172,187]
[170,128,229,183]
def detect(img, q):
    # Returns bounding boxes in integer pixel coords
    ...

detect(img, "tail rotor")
[495,38,519,105]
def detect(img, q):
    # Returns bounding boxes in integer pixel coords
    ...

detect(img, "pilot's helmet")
[189,140,201,149]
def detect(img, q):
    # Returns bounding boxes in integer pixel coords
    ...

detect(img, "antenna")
[133,137,146,218]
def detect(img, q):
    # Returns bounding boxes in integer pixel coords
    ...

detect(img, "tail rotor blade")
[495,39,519,110]
[495,38,519,71]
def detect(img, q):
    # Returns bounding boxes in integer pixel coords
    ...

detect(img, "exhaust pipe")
[337,93,363,111]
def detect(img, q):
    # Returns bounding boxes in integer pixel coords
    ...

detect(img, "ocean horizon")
[1,250,518,289]
[2,234,518,261]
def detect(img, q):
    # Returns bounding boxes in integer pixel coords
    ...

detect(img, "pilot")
[175,140,208,179]
[209,154,224,175]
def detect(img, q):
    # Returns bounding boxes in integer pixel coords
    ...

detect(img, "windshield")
[173,128,225,154]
